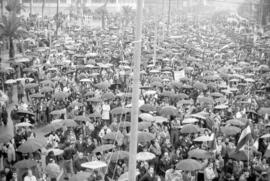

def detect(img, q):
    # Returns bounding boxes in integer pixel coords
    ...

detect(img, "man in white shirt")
[24,169,37,181]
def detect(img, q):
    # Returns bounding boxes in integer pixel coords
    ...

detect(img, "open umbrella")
[40,122,62,133]
[15,122,33,127]
[102,92,115,101]
[138,122,152,130]
[17,110,35,116]
[221,126,241,136]
[69,172,91,181]
[154,116,167,123]
[109,151,129,162]
[17,139,44,153]
[40,86,54,93]
[14,159,37,169]
[176,159,202,171]
[182,118,199,124]
[93,144,115,153]
[95,82,111,89]
[140,104,156,112]
[62,119,78,127]
[102,132,123,141]
[81,161,107,169]
[136,152,155,161]
[30,93,44,98]
[46,162,61,178]
[47,148,64,156]
[229,150,252,161]
[25,83,39,90]
[74,116,91,122]
[137,132,155,143]
[159,106,178,116]
[52,92,69,100]
[188,149,212,159]
[139,113,154,122]
[181,124,200,134]
[111,107,130,115]
[194,135,212,142]
[89,112,102,118]
[5,79,17,84]
[226,119,245,127]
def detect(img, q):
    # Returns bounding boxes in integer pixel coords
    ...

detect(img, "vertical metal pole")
[128,0,143,180]
[167,0,171,36]
[153,19,158,65]
[30,0,33,16]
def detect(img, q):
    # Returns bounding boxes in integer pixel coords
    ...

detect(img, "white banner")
[174,69,185,81]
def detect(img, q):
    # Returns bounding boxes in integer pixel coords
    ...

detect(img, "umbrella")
[109,151,129,162]
[40,86,54,93]
[215,104,228,109]
[102,132,123,141]
[50,109,66,115]
[89,112,102,118]
[74,116,91,122]
[154,116,167,123]
[62,119,78,127]
[5,79,17,84]
[176,159,202,171]
[221,126,241,136]
[180,124,200,134]
[25,83,39,89]
[139,113,154,122]
[138,121,152,130]
[194,135,212,142]
[136,152,156,161]
[119,122,131,128]
[17,139,44,153]
[193,82,207,90]
[69,172,91,181]
[30,93,44,98]
[95,82,111,89]
[47,148,64,156]
[159,106,178,116]
[150,81,163,87]
[137,132,155,143]
[87,97,102,102]
[40,80,54,85]
[93,144,115,153]
[17,110,35,116]
[81,161,107,169]
[14,159,37,169]
[182,118,199,124]
[140,104,156,112]
[226,119,245,127]
[0,133,13,143]
[46,162,61,178]
[15,122,33,127]
[261,133,270,139]
[197,97,214,105]
[111,107,130,115]
[80,78,91,82]
[102,92,115,101]
[229,150,252,161]
[188,149,213,159]
[40,122,62,133]
[52,92,69,100]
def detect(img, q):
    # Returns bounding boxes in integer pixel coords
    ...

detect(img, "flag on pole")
[236,125,252,151]
[253,139,259,151]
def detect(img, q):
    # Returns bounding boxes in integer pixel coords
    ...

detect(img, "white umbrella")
[215,104,228,109]
[80,78,91,82]
[261,133,270,139]
[136,152,155,161]
[194,135,212,142]
[154,116,167,123]
[81,161,107,170]
[182,118,199,124]
[47,148,64,156]
[16,122,33,127]
[5,79,17,84]
[139,113,154,122]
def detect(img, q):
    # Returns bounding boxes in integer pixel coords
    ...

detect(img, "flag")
[253,139,259,151]
[209,133,217,151]
[236,125,252,151]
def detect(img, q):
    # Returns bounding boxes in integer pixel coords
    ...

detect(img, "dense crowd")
[0,7,269,181]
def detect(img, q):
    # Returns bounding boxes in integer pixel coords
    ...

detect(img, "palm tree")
[95,0,109,29]
[122,6,134,27]
[0,12,27,58]
[0,0,4,16]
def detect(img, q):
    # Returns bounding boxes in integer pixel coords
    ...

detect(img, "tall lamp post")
[167,0,171,36]
[128,0,143,180]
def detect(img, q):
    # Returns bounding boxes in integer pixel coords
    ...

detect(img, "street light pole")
[128,0,143,180]
[167,0,171,36]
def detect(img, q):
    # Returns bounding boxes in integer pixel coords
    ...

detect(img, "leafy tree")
[0,12,27,58]
[95,0,109,29]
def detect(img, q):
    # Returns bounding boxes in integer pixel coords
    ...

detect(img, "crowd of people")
[0,6,269,181]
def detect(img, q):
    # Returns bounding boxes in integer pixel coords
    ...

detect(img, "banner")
[174,69,185,81]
